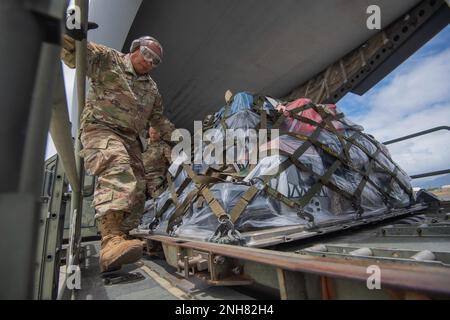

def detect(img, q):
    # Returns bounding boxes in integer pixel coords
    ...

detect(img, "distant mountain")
[412,173,450,189]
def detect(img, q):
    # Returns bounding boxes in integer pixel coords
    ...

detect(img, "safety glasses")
[140,46,161,67]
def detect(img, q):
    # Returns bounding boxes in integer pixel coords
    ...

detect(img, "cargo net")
[140,92,413,245]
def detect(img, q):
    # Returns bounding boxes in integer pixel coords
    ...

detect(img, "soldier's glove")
[65,16,99,41]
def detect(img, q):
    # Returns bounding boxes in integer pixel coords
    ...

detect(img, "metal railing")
[383,126,450,180]
[0,0,70,300]
[67,0,88,271]
[39,0,89,300]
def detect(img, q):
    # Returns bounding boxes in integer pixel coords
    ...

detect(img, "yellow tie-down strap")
[182,164,228,220]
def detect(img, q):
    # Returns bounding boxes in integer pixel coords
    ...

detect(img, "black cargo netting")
[140,92,413,245]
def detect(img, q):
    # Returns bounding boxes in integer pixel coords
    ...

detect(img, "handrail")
[49,65,80,192]
[67,0,89,290]
[410,169,450,180]
[383,126,450,180]
[383,126,450,145]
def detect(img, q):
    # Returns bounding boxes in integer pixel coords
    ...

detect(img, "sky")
[46,25,450,189]
[338,25,450,189]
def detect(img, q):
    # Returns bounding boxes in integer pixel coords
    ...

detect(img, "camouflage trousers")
[80,125,146,232]
[145,172,166,199]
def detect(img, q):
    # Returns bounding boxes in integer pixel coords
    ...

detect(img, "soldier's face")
[131,50,153,75]
[149,127,160,142]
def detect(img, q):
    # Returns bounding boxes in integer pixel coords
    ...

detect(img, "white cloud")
[347,48,450,179]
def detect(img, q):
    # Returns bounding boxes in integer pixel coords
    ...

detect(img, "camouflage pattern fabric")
[142,140,172,198]
[62,35,175,230]
[80,125,146,231]
[62,35,175,143]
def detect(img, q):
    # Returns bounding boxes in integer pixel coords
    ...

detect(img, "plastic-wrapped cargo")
[201,92,280,172]
[139,93,413,246]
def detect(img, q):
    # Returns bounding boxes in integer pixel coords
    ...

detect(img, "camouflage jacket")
[142,140,172,175]
[61,35,175,145]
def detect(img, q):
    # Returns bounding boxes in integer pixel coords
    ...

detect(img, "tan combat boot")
[98,212,143,273]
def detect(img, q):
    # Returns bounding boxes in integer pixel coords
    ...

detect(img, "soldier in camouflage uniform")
[143,127,172,199]
[62,33,175,273]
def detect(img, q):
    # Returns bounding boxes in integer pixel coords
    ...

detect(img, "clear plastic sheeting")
[203,92,279,171]
[138,93,413,246]
[210,92,279,130]
[140,180,308,240]
[214,92,275,118]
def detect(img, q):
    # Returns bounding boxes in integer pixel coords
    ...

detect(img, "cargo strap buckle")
[209,215,244,245]
[148,217,160,232]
